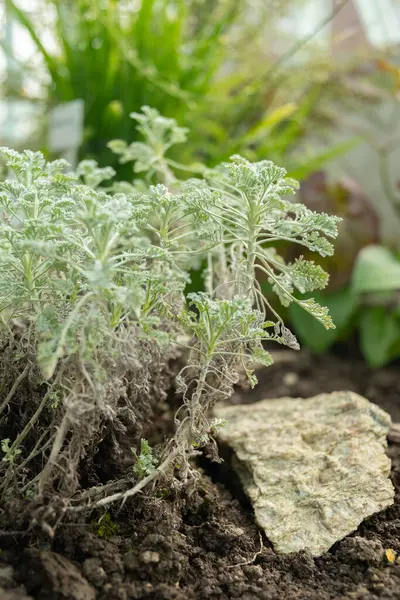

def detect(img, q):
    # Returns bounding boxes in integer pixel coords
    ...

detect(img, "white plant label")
[49,99,84,153]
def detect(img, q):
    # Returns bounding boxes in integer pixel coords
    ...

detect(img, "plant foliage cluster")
[0,107,339,513]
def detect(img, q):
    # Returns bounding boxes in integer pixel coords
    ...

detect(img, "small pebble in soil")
[384,549,396,564]
[282,372,298,386]
[141,551,160,564]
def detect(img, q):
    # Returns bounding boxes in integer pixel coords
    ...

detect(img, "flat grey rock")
[214,391,394,556]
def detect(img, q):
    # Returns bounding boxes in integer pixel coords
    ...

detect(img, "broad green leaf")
[352,245,400,294]
[267,87,321,155]
[359,306,400,367]
[251,347,273,367]
[241,103,298,144]
[289,287,358,353]
[362,291,398,306]
[288,138,361,180]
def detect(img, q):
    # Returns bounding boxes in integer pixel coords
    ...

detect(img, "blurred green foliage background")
[2,0,360,177]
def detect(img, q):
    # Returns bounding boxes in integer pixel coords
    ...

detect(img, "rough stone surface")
[0,588,32,600]
[20,550,96,600]
[214,391,395,556]
[0,565,15,586]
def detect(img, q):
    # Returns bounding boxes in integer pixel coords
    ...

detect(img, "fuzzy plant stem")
[43,292,94,380]
[245,204,258,300]
[6,431,54,492]
[1,368,64,469]
[71,448,180,511]
[218,243,230,299]
[71,416,199,511]
[189,359,211,441]
[0,364,30,417]
[205,252,213,296]
[0,466,17,502]
[38,412,70,496]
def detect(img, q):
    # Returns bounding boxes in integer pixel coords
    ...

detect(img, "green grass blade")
[5,0,69,96]
[288,137,361,180]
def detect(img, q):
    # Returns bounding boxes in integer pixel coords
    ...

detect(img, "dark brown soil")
[1,350,400,600]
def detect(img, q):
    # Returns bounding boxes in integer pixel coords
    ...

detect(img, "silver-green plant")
[0,107,340,513]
